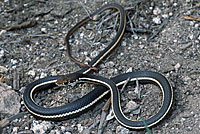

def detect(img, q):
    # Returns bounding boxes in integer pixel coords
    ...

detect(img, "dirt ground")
[0,0,200,134]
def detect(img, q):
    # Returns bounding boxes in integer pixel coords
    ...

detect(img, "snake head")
[56,73,82,85]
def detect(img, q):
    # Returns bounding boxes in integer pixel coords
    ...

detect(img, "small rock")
[126,67,132,73]
[90,51,99,58]
[153,17,162,24]
[0,86,21,115]
[153,7,161,15]
[188,34,194,40]
[40,72,47,78]
[173,39,177,43]
[61,126,66,132]
[122,41,126,46]
[80,33,84,39]
[116,126,129,134]
[31,120,52,134]
[174,63,181,71]
[54,20,58,24]
[105,61,115,68]
[41,28,47,33]
[189,21,194,26]
[194,24,199,29]
[0,30,6,36]
[54,129,61,134]
[0,66,8,73]
[65,132,72,134]
[77,124,83,133]
[125,101,139,112]
[173,3,178,6]
[162,14,169,19]
[27,70,36,77]
[12,127,19,133]
[0,49,4,58]
[10,59,18,67]
[169,12,173,16]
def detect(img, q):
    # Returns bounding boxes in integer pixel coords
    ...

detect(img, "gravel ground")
[0,0,200,134]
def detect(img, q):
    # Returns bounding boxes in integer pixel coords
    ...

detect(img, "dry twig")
[184,16,200,22]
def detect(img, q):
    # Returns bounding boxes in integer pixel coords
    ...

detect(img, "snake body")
[23,3,173,129]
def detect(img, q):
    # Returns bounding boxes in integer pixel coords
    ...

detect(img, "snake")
[23,3,173,129]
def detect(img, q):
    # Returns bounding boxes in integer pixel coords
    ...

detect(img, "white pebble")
[0,30,6,36]
[11,59,18,65]
[12,127,19,133]
[153,17,162,24]
[54,20,58,24]
[77,124,83,133]
[116,126,129,134]
[162,14,169,19]
[125,101,138,111]
[90,51,99,58]
[188,34,194,40]
[40,72,47,78]
[126,67,132,73]
[80,33,84,39]
[61,126,66,132]
[186,0,191,3]
[173,3,178,6]
[65,132,72,134]
[28,70,36,77]
[169,12,173,16]
[174,63,181,71]
[0,65,8,73]
[0,50,4,58]
[153,7,161,15]
[41,28,47,33]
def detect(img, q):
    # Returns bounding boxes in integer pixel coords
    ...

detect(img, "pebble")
[0,65,8,73]
[0,30,6,36]
[173,3,178,7]
[90,51,99,58]
[116,126,129,134]
[174,63,181,71]
[105,61,115,68]
[126,67,132,73]
[12,127,19,133]
[188,33,194,40]
[153,17,162,24]
[61,126,66,132]
[27,70,36,77]
[189,21,194,26]
[80,33,84,39]
[77,124,83,133]
[169,12,173,16]
[54,20,59,24]
[65,132,72,134]
[125,101,139,112]
[10,59,18,67]
[31,120,53,134]
[40,72,47,78]
[0,86,21,115]
[41,28,47,33]
[162,14,169,19]
[194,24,199,29]
[122,41,126,46]
[153,7,161,15]
[0,49,4,58]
